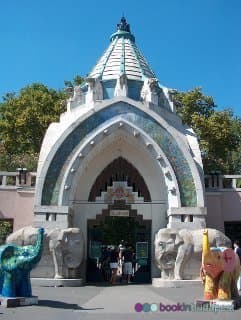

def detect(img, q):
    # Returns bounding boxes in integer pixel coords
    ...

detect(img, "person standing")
[234,239,241,291]
[122,244,134,284]
[118,240,126,279]
[101,246,111,281]
[109,246,119,285]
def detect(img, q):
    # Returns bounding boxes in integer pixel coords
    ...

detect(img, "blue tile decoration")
[127,80,143,101]
[102,80,116,99]
[42,102,197,206]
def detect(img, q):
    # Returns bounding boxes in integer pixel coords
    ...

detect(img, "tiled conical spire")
[88,17,156,81]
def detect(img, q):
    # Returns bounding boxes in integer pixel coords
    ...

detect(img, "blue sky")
[1,0,240,116]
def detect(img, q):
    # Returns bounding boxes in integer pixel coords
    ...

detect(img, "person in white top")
[233,240,241,291]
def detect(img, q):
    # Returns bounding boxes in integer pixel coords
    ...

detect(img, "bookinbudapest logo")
[134,302,234,312]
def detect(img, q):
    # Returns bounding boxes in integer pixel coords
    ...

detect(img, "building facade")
[1,18,241,282]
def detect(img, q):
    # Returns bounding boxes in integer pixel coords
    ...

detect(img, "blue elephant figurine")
[0,227,44,297]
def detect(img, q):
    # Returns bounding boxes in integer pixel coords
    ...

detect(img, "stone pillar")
[167,207,207,230]
[34,205,70,229]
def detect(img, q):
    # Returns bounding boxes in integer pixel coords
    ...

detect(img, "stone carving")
[6,227,84,279]
[166,88,177,112]
[86,77,103,104]
[0,228,44,297]
[86,78,95,105]
[141,77,159,105]
[154,228,231,280]
[94,78,103,101]
[48,228,84,279]
[99,181,135,203]
[201,229,240,300]
[72,85,84,105]
[114,73,128,97]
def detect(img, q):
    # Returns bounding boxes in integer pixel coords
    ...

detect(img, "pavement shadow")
[87,282,149,287]
[38,300,104,311]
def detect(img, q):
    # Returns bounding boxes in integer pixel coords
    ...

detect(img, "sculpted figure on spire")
[117,16,130,32]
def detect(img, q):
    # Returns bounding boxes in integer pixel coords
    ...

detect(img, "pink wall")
[221,191,241,221]
[205,190,241,232]
[205,193,224,232]
[0,189,34,231]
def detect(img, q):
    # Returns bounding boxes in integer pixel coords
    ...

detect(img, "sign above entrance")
[110,210,129,217]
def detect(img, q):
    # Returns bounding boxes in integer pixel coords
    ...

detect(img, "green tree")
[0,76,85,171]
[174,87,216,126]
[64,75,85,90]
[0,220,13,244]
[174,88,241,174]
[0,83,68,170]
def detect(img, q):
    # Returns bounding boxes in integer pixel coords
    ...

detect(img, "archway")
[86,156,152,283]
[88,157,151,202]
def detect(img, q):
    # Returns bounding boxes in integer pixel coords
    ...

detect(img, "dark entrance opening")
[86,202,151,284]
[224,221,241,243]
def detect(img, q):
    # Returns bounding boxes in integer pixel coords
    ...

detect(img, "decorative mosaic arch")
[41,102,197,207]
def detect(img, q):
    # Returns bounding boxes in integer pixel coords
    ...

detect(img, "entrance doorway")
[225,221,241,243]
[86,203,151,283]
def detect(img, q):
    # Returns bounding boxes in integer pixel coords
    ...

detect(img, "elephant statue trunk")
[0,228,44,297]
[201,229,219,299]
[202,229,211,263]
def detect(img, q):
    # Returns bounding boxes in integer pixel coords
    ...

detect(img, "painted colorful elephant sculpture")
[201,229,241,300]
[0,228,44,297]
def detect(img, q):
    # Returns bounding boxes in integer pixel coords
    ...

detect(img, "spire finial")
[117,16,130,32]
[110,16,135,42]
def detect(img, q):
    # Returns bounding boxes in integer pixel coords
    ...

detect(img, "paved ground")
[1,283,241,320]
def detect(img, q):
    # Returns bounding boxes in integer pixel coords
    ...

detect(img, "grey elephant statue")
[6,227,84,279]
[154,228,231,280]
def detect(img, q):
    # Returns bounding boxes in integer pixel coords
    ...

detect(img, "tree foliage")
[0,76,85,171]
[174,88,241,174]
[0,83,68,170]
[0,220,13,244]
[64,75,85,89]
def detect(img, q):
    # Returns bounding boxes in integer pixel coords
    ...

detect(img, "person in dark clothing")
[234,240,241,262]
[101,246,111,281]
[234,240,241,291]
[109,246,119,284]
[122,245,134,283]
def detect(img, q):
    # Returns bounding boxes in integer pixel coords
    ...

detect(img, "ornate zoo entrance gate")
[86,202,151,284]
[86,157,152,284]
